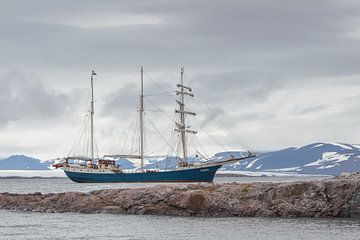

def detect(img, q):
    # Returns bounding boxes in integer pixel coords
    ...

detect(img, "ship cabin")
[178,162,195,168]
[98,159,115,167]
[97,159,121,171]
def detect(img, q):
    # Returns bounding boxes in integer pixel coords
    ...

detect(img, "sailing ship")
[56,67,255,183]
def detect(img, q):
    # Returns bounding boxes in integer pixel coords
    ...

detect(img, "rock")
[1,173,360,217]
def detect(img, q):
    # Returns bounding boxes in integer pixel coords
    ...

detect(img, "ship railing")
[122,168,162,173]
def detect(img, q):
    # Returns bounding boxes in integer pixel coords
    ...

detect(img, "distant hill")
[220,143,360,175]
[0,155,49,170]
[145,156,205,170]
[115,159,136,169]
[1,143,359,175]
[131,142,360,175]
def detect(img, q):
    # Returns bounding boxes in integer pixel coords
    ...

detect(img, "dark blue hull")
[64,165,221,183]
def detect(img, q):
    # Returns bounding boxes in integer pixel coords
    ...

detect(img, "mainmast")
[139,66,145,171]
[90,70,97,161]
[175,67,197,164]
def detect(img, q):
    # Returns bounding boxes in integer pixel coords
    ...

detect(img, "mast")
[175,67,197,164]
[179,67,187,162]
[90,70,97,161]
[139,66,144,171]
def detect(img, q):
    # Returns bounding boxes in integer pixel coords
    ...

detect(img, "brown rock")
[1,173,360,217]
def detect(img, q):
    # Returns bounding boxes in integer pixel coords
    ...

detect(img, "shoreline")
[0,173,359,218]
[0,174,328,179]
[0,176,66,179]
[0,170,332,179]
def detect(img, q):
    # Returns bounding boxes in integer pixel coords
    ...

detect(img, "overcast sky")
[1,0,360,160]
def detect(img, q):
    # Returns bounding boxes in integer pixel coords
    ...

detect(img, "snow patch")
[311,144,324,149]
[329,143,353,150]
[217,170,329,177]
[352,144,360,150]
[317,164,339,169]
[305,152,351,167]
[269,167,301,172]
[245,157,264,169]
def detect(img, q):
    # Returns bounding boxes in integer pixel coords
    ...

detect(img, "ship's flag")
[92,70,97,76]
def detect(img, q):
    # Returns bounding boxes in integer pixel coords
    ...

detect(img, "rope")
[196,93,253,153]
[144,115,177,154]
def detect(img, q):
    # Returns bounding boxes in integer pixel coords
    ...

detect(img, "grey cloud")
[191,70,283,106]
[101,75,176,118]
[0,72,81,125]
[234,111,276,123]
[101,82,139,118]
[1,1,360,158]
[200,107,225,128]
[292,104,330,115]
[1,0,360,79]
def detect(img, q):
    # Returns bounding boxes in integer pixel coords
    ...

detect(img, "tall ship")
[56,67,255,183]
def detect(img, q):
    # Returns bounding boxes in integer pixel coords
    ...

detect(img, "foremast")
[175,67,197,165]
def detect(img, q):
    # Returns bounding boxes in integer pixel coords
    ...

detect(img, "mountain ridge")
[220,142,360,175]
[1,142,359,175]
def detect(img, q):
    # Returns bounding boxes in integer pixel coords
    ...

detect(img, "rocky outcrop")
[1,173,360,217]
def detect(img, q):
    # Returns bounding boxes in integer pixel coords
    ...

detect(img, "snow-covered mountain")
[114,159,136,169]
[221,143,360,175]
[145,156,206,169]
[0,155,49,170]
[1,143,359,175]
[136,142,360,175]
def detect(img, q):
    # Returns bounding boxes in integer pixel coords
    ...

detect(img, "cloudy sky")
[1,0,360,160]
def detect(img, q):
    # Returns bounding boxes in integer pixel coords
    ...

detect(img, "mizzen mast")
[90,70,97,161]
[175,67,197,164]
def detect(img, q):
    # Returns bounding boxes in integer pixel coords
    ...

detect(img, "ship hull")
[63,165,221,183]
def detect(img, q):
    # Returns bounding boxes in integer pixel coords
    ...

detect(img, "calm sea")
[1,175,359,240]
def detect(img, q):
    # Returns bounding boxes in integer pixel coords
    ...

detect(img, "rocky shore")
[1,173,360,218]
